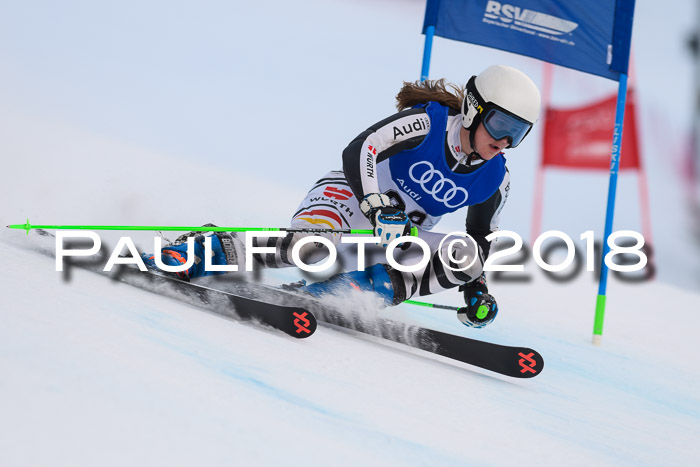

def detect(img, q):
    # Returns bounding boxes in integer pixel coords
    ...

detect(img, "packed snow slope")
[2,231,700,466]
[2,0,700,466]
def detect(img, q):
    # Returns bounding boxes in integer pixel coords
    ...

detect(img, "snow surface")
[2,1,700,466]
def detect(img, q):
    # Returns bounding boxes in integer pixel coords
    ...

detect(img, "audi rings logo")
[409,161,469,208]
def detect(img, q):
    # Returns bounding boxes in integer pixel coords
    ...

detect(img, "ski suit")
[249,101,510,302]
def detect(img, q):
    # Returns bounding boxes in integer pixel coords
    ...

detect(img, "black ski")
[383,326,543,378]
[111,268,316,338]
[28,230,317,338]
[26,229,541,374]
[200,278,544,378]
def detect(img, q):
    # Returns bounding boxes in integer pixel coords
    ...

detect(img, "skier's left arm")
[457,169,510,328]
[466,168,510,262]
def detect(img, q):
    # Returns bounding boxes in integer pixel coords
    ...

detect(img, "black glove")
[457,273,498,328]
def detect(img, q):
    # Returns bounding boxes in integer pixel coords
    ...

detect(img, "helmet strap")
[467,120,482,162]
[462,76,485,163]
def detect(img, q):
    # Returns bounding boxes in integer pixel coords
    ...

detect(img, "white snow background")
[1,1,699,466]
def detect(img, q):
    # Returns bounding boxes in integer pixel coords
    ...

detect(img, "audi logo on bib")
[409,161,469,208]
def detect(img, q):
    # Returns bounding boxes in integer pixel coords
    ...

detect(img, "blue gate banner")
[423,0,635,81]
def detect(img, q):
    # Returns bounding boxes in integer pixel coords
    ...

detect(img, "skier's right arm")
[342,108,430,200]
[342,109,430,245]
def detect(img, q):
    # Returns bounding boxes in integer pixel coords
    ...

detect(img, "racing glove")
[457,273,499,328]
[359,193,412,248]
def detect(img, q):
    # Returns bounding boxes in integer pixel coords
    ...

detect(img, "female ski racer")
[144,65,541,328]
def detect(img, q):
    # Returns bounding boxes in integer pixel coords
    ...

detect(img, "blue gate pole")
[420,25,435,82]
[593,72,629,346]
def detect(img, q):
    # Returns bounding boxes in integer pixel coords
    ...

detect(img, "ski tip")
[290,307,317,338]
[514,348,544,378]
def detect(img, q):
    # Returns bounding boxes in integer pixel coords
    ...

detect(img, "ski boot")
[142,225,245,281]
[290,264,405,306]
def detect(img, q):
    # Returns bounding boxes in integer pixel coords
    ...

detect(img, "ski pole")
[403,299,461,311]
[7,219,419,237]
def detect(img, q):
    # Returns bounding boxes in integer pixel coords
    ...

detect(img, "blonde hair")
[395,78,465,112]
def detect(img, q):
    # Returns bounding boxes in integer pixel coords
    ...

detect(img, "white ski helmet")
[461,65,541,148]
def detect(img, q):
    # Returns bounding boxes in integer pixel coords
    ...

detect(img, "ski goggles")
[482,107,533,148]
